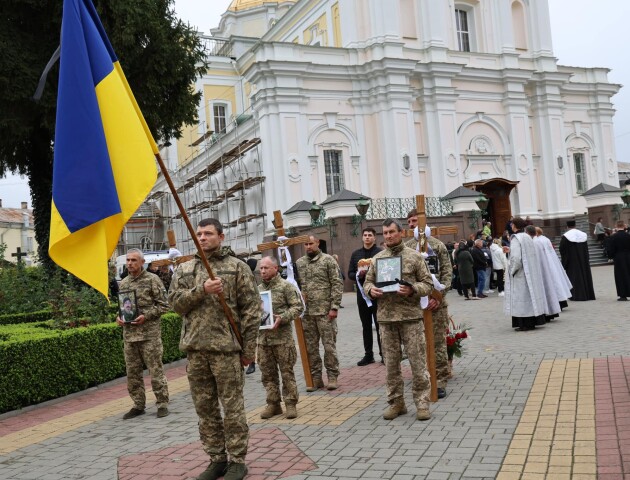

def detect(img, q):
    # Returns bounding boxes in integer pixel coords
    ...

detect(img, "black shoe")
[437,388,446,399]
[245,362,256,374]
[619,297,628,301]
[197,461,228,480]
[224,462,248,480]
[122,408,145,420]
[357,355,375,366]
[381,357,385,364]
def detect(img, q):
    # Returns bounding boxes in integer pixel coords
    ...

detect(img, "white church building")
[151,0,621,255]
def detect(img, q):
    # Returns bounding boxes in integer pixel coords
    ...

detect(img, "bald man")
[296,235,344,391]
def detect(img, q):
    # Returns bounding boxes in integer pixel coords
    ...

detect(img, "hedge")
[0,310,53,326]
[0,313,184,414]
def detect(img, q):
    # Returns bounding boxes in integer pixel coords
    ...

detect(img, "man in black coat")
[348,227,382,365]
[607,221,630,301]
[471,239,488,298]
[559,220,596,301]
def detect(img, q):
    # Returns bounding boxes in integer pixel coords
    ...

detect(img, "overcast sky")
[2,0,627,208]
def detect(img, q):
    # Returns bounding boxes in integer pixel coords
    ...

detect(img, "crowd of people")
[111,211,629,480]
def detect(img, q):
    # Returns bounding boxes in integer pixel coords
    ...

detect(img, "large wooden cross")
[150,230,194,268]
[257,210,314,389]
[415,195,441,403]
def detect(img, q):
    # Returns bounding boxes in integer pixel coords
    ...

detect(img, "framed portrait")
[118,290,139,323]
[375,256,402,293]
[259,290,274,329]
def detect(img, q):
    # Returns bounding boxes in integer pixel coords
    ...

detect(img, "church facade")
[154,0,621,253]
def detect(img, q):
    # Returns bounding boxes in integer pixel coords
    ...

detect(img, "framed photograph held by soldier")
[375,257,402,293]
[259,291,274,329]
[118,290,139,323]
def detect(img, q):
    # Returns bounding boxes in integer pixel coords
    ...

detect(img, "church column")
[587,81,621,186]
[416,63,462,197]
[529,72,574,218]
[417,0,449,61]
[502,70,539,217]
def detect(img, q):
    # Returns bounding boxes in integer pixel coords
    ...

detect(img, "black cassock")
[607,231,630,298]
[559,234,596,301]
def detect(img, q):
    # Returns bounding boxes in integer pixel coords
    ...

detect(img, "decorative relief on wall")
[351,155,360,174]
[608,157,617,178]
[288,157,301,183]
[517,154,529,175]
[446,153,459,177]
[467,135,496,155]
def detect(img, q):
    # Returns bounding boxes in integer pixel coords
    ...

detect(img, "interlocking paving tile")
[118,428,316,480]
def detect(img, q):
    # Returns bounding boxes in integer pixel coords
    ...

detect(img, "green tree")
[0,0,207,270]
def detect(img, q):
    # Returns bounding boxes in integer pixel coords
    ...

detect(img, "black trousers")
[357,297,381,357]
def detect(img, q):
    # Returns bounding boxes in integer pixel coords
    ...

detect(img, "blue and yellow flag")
[49,0,158,297]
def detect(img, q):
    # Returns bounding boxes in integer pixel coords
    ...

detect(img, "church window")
[213,104,227,134]
[573,152,587,194]
[455,9,471,52]
[324,150,344,196]
[140,236,152,250]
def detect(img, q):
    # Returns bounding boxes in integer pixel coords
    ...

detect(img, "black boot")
[245,362,256,374]
[357,354,375,366]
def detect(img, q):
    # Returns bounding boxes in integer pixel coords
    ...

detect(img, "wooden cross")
[257,210,314,389]
[150,230,194,268]
[415,194,441,403]
[11,247,28,264]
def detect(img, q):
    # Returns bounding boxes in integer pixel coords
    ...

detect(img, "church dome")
[227,0,294,12]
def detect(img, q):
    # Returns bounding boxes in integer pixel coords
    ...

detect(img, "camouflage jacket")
[296,251,344,316]
[257,274,303,346]
[363,241,433,323]
[118,270,169,343]
[168,246,260,360]
[406,236,453,306]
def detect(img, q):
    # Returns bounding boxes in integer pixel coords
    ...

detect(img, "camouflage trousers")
[186,351,248,464]
[381,321,430,409]
[258,343,299,406]
[303,315,339,380]
[432,305,449,389]
[123,337,169,410]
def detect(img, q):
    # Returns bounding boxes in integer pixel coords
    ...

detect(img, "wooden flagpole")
[154,153,243,349]
[257,211,314,389]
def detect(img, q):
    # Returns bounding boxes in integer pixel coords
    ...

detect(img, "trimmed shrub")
[0,310,53,326]
[0,314,185,414]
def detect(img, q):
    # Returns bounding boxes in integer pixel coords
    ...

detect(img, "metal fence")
[365,197,453,219]
[200,37,233,58]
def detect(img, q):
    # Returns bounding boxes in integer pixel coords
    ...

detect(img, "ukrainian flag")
[49,0,158,297]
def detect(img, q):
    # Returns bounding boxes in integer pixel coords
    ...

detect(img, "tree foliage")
[0,0,208,268]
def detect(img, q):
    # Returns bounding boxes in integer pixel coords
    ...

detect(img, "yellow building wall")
[0,225,37,264]
[303,12,328,46]
[332,3,341,47]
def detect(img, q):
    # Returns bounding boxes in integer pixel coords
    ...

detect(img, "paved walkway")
[1,265,628,479]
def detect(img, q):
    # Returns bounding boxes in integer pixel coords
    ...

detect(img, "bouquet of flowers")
[446,318,471,360]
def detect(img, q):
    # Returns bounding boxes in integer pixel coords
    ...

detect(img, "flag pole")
[153,152,243,349]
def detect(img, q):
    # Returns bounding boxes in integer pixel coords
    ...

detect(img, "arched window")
[573,153,587,194]
[511,1,528,51]
[140,236,152,250]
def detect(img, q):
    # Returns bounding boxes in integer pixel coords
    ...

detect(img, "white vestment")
[504,233,546,318]
[534,235,572,303]
[531,236,562,316]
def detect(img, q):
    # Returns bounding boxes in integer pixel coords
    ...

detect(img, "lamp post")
[308,201,322,223]
[471,193,489,231]
[351,199,370,236]
[308,201,336,252]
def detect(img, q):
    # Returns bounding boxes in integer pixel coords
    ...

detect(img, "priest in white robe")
[526,225,561,321]
[504,217,546,331]
[535,227,572,310]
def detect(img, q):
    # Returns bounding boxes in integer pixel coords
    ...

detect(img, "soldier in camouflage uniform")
[116,248,170,420]
[296,235,344,391]
[257,257,304,419]
[363,219,434,421]
[169,219,260,480]
[406,209,453,399]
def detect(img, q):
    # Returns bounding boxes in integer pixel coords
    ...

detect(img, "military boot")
[383,402,407,420]
[416,407,431,421]
[260,403,283,419]
[327,377,338,390]
[196,461,228,480]
[223,462,248,480]
[306,377,324,392]
[285,404,297,419]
